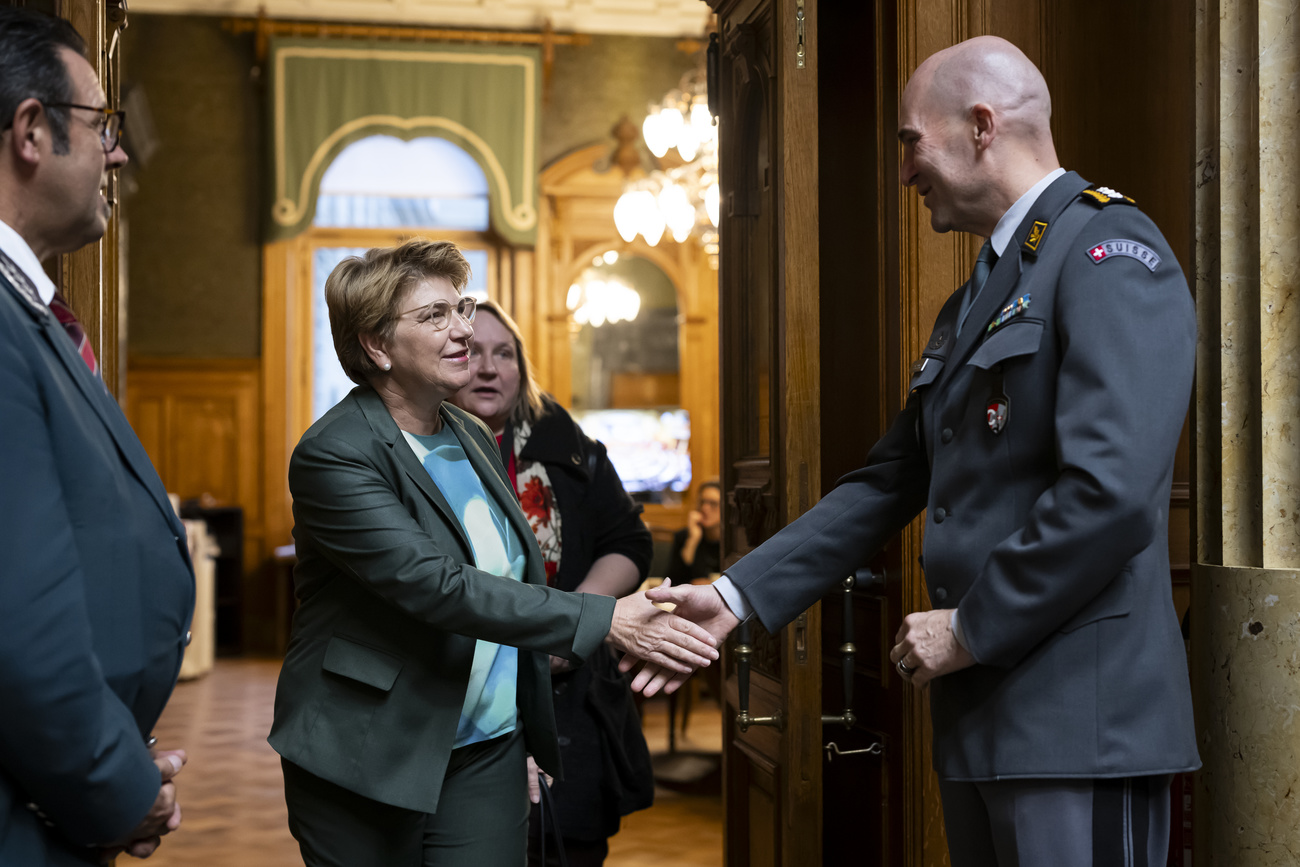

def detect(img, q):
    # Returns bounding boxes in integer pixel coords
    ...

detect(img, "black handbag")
[536,773,570,867]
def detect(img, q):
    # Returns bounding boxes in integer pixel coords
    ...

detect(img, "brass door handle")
[734,621,784,732]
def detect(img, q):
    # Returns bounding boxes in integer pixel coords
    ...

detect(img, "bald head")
[898,36,1060,237]
[916,36,1052,145]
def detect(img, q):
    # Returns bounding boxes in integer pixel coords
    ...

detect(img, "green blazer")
[268,387,616,814]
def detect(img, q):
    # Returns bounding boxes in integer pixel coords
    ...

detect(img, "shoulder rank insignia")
[986,293,1031,334]
[1081,184,1137,207]
[1085,239,1161,272]
[1022,220,1048,254]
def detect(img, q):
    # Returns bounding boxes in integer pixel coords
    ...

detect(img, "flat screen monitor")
[571,408,691,501]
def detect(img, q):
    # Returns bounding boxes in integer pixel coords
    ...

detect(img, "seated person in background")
[450,299,655,867]
[667,481,722,583]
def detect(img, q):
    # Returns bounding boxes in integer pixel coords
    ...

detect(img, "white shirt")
[713,167,1069,647]
[0,218,56,305]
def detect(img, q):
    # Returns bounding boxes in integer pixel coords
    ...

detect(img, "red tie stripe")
[48,291,100,377]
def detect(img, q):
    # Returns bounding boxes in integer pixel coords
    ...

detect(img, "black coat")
[516,399,655,840]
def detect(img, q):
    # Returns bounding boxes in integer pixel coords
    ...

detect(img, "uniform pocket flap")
[1058,571,1132,634]
[968,319,1044,370]
[322,635,404,691]
[909,358,944,391]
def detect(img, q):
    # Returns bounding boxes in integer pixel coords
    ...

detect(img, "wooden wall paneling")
[125,357,263,648]
[56,0,128,398]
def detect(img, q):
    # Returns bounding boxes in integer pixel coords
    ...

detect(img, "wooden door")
[710,0,824,864]
[709,0,955,863]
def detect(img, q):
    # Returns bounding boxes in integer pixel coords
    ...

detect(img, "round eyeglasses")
[43,102,126,154]
[398,295,477,331]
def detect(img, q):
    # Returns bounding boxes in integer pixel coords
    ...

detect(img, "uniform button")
[934,507,947,524]
[941,428,953,444]
[25,802,39,812]
[184,630,192,647]
[934,587,948,603]
[553,681,568,696]
[570,454,581,465]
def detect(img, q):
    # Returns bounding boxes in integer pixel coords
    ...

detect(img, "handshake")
[603,579,741,698]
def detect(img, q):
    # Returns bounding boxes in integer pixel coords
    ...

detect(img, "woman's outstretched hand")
[606,584,720,674]
[620,580,741,697]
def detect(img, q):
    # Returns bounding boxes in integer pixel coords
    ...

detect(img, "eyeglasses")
[43,102,126,154]
[399,295,477,331]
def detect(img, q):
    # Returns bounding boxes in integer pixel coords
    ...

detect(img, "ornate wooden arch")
[528,142,719,530]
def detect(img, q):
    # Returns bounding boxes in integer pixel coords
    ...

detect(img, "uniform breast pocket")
[967,319,1045,370]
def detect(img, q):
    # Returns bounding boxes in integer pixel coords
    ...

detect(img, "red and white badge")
[1085,239,1161,272]
[986,394,1008,435]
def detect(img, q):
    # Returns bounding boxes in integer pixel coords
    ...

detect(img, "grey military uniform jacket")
[727,172,1200,781]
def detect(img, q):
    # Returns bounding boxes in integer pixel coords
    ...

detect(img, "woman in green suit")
[268,239,717,867]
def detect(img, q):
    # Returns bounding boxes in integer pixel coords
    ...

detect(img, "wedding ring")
[896,660,915,676]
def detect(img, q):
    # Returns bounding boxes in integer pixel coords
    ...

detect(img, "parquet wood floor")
[143,659,722,866]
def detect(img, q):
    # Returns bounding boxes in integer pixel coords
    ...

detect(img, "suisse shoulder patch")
[1080,184,1137,207]
[1084,239,1161,271]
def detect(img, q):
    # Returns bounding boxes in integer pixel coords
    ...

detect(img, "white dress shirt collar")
[989,167,1067,257]
[0,218,56,305]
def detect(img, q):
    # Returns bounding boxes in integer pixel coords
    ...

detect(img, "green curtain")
[266,37,540,245]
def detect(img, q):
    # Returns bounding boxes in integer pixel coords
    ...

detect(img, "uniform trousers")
[940,775,1173,867]
[282,727,529,867]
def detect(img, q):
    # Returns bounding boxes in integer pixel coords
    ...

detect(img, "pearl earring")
[382,362,391,371]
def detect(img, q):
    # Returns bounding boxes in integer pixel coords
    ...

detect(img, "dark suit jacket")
[728,172,1200,781]
[0,257,195,865]
[268,388,616,814]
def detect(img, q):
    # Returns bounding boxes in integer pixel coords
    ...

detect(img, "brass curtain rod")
[223,16,592,60]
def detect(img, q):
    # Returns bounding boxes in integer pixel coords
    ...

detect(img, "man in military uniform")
[640,35,1199,866]
[0,9,195,864]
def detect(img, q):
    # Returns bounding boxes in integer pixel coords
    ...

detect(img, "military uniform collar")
[989,167,1067,257]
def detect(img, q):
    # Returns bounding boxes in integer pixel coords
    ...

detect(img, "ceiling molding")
[129,0,712,38]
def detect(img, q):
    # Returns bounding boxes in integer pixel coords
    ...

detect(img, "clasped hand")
[614,580,740,698]
[98,748,187,862]
[606,582,722,679]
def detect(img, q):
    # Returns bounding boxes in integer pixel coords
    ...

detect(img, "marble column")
[1193,0,1300,863]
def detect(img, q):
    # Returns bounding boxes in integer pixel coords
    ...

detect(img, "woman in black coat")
[450,300,654,867]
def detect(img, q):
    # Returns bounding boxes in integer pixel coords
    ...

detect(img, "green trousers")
[282,727,529,867]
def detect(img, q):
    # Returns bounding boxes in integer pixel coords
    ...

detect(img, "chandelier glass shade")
[614,67,720,256]
[567,252,642,328]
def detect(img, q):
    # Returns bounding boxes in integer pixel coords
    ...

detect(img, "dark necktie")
[48,291,100,377]
[956,240,998,337]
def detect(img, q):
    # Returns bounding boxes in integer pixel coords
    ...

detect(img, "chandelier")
[566,251,642,328]
[613,66,720,258]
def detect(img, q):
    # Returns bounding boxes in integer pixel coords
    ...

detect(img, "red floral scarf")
[511,419,562,585]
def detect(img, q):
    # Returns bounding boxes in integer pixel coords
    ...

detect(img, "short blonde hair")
[325,239,471,385]
[472,300,545,427]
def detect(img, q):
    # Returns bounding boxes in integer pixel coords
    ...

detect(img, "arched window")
[309,135,497,420]
[315,135,491,232]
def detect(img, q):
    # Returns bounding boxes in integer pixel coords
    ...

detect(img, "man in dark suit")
[641,35,1199,866]
[0,9,195,864]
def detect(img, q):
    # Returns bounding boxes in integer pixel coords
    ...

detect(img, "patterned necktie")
[48,291,100,377]
[956,240,998,337]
